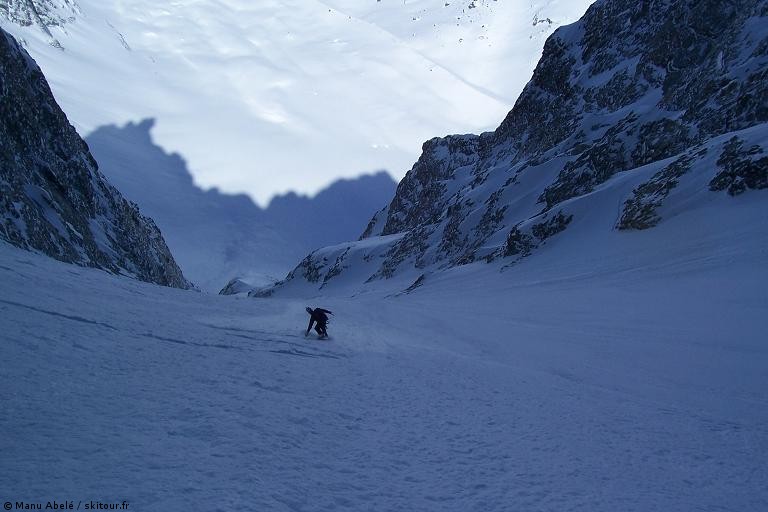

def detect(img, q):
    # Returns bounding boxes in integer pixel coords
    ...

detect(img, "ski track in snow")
[1,243,767,511]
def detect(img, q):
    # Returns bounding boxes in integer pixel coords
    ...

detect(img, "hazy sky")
[2,0,594,205]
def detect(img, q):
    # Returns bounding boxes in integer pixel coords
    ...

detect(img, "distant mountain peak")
[86,119,398,291]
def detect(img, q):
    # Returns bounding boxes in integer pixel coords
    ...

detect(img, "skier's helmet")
[306,307,313,314]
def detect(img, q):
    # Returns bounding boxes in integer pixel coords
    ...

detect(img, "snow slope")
[1,189,767,510]
[0,0,594,203]
[264,123,768,298]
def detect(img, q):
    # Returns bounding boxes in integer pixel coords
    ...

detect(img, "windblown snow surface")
[1,185,767,510]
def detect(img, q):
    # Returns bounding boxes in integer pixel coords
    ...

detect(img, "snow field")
[1,213,767,511]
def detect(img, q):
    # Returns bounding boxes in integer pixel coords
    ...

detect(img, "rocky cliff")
[0,29,191,289]
[0,0,78,47]
[266,0,768,296]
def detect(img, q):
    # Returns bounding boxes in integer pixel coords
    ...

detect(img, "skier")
[305,306,332,339]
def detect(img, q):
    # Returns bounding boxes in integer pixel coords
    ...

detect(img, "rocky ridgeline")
[0,0,79,47]
[265,0,767,295]
[534,0,768,208]
[0,29,191,289]
[1,0,78,25]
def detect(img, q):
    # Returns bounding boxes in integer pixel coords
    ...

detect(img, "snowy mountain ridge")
[0,0,593,204]
[85,118,397,292]
[0,29,191,289]
[0,0,78,30]
[262,0,768,297]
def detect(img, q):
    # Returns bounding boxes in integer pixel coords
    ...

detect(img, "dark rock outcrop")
[0,0,78,28]
[0,29,191,288]
[0,0,79,48]
[617,149,706,230]
[709,136,768,195]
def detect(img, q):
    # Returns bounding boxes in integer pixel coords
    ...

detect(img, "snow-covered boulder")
[220,278,263,296]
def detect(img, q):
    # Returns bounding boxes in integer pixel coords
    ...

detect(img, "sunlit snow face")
[1,0,594,205]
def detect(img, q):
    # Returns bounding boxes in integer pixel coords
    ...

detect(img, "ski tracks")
[3,245,768,511]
